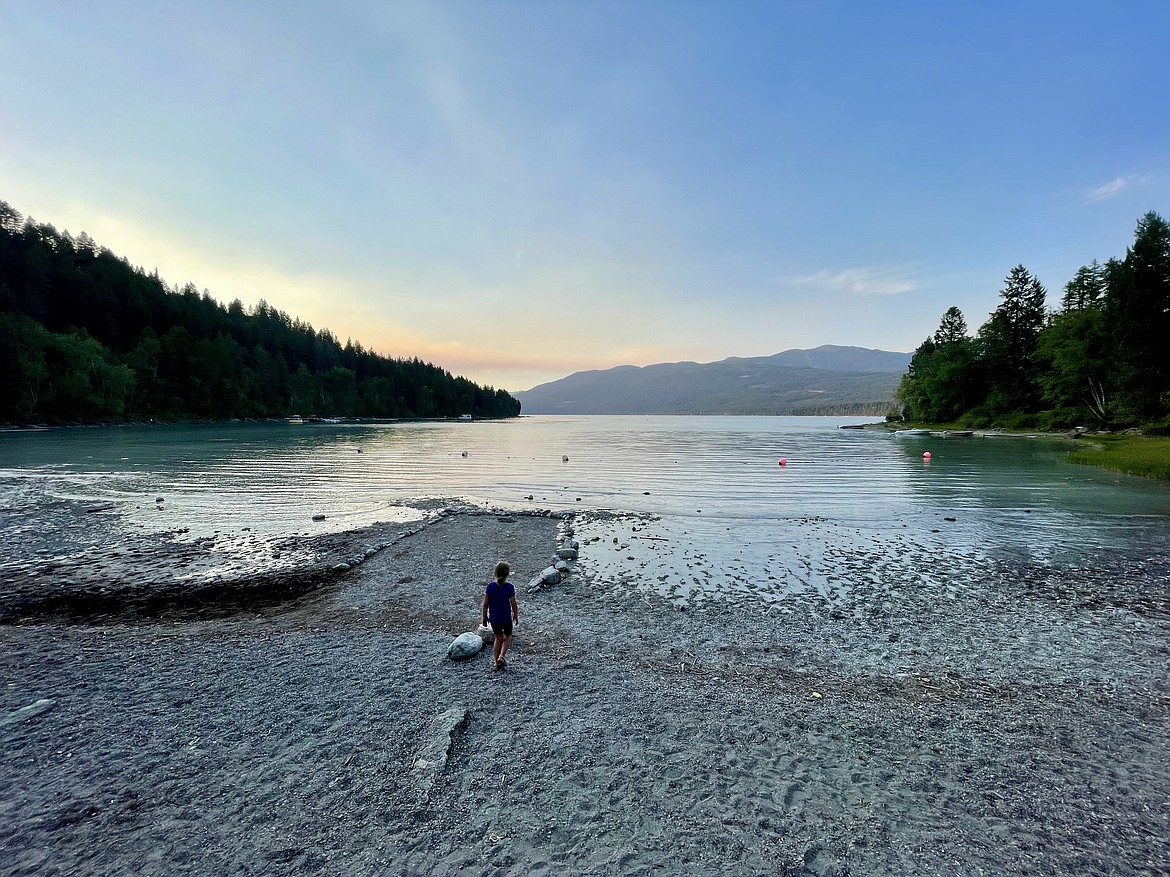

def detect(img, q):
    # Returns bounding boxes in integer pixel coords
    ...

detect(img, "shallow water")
[2,416,1168,605]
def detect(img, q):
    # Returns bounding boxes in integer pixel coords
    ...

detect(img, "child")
[481,561,519,671]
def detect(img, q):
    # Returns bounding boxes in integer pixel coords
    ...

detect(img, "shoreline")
[2,511,1168,875]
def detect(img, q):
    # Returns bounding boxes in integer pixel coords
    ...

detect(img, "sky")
[2,1,1167,392]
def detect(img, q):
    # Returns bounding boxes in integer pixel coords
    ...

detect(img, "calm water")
[3,416,1169,600]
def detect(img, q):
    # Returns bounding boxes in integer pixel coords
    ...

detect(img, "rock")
[312,514,326,521]
[554,560,571,573]
[476,624,495,644]
[540,566,561,585]
[555,547,578,561]
[3,699,56,727]
[333,563,351,572]
[447,632,485,660]
[410,705,470,802]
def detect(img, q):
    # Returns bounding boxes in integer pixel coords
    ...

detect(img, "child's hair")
[494,561,510,581]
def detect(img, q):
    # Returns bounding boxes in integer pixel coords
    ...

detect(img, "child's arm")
[481,593,489,627]
[509,595,519,623]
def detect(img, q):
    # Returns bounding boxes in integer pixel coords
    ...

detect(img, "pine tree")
[1106,211,1170,422]
[1060,260,1106,312]
[977,265,1048,415]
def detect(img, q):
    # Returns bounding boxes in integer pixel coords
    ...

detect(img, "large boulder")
[555,547,578,561]
[447,632,485,660]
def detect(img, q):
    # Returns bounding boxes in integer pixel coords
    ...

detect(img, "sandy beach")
[2,508,1168,876]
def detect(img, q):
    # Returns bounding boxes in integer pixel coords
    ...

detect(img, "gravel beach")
[2,508,1168,876]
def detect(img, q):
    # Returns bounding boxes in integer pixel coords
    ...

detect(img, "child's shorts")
[490,621,513,637]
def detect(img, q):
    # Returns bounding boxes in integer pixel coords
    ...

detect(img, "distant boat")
[838,423,866,429]
[894,428,931,436]
[944,429,974,437]
[458,414,473,421]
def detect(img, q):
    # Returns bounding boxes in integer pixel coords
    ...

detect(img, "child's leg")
[498,633,512,662]
[492,636,503,665]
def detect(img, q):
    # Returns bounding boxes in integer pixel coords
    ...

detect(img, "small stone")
[3,699,56,727]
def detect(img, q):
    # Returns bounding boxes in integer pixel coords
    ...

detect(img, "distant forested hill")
[513,346,910,415]
[0,200,520,423]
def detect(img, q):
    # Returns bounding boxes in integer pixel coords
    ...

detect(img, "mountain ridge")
[514,345,910,415]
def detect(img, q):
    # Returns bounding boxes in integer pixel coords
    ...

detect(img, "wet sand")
[2,510,1168,876]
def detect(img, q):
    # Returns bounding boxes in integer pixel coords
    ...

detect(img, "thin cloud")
[786,267,916,297]
[1086,176,1133,202]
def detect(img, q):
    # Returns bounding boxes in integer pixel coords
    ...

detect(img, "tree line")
[0,200,521,423]
[897,211,1170,432]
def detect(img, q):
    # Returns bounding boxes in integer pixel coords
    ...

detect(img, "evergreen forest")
[0,201,521,424]
[897,211,1170,432]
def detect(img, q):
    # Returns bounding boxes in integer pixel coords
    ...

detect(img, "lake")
[3,415,1169,609]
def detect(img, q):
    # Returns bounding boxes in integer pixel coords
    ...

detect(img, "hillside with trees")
[897,211,1170,431]
[0,201,520,424]
[513,346,909,415]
